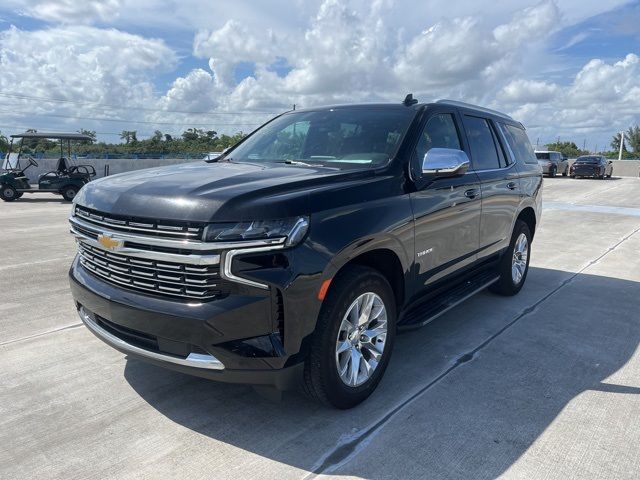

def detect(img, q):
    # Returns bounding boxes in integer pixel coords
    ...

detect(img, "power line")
[0,91,285,116]
[0,108,262,127]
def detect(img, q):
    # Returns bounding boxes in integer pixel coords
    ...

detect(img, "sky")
[0,0,638,151]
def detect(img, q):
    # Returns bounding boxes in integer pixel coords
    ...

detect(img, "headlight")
[204,216,309,247]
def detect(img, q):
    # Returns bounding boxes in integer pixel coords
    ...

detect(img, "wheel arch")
[327,248,406,312]
[517,206,537,239]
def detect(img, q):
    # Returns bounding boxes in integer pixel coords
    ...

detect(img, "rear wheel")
[1,184,18,202]
[61,186,78,201]
[490,220,531,296]
[303,266,396,409]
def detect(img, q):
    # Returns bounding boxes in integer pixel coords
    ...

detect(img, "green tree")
[544,141,587,158]
[625,125,640,153]
[0,131,10,153]
[151,130,163,143]
[611,132,626,152]
[77,129,96,145]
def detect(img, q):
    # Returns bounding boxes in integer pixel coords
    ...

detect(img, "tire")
[1,184,18,202]
[549,167,556,178]
[490,220,531,296]
[303,265,396,409]
[61,186,79,202]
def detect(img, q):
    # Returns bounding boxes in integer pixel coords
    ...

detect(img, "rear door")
[410,108,482,289]
[461,114,521,260]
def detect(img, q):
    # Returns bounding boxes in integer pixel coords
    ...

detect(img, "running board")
[398,271,499,329]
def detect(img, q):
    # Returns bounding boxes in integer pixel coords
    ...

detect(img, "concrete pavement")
[1,176,639,479]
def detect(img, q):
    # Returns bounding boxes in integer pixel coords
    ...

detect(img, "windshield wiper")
[280,160,314,166]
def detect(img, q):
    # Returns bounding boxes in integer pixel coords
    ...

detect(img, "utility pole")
[594,144,598,154]
[618,131,625,161]
[292,104,296,111]
[582,139,586,151]
[536,137,539,148]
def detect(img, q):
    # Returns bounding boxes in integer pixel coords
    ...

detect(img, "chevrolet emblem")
[97,234,123,251]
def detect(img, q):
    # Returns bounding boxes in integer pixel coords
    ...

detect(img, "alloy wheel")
[335,292,388,387]
[512,233,528,285]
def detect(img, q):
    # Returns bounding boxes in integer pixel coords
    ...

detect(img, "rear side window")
[535,152,550,160]
[464,116,501,170]
[499,123,537,165]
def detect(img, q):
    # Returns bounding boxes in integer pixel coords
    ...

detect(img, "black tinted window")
[536,152,550,160]
[499,123,537,164]
[415,113,461,162]
[464,116,501,170]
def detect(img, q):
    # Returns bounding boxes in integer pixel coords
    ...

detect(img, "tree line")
[0,128,247,157]
[2,123,640,160]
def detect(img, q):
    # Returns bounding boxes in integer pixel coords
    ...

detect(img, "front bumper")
[69,257,310,390]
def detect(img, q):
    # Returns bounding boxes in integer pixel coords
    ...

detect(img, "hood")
[74,160,363,222]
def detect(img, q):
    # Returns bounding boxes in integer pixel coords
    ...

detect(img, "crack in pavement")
[0,323,83,347]
[0,256,74,271]
[304,223,640,479]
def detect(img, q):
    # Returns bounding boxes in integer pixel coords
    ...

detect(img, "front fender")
[311,194,414,297]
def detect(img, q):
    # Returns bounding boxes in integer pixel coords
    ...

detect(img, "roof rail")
[435,99,514,120]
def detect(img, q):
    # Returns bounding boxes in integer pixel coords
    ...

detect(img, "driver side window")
[415,113,462,165]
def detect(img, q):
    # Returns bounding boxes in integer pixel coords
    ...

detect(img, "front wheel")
[1,184,18,202]
[490,220,531,296]
[61,186,79,201]
[303,266,396,409]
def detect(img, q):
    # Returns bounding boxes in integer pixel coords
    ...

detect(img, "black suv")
[69,98,542,408]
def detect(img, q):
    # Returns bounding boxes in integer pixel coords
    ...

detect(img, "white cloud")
[9,0,123,24]
[500,79,559,103]
[0,25,177,135]
[0,0,637,149]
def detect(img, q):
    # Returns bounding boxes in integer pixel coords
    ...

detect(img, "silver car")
[535,150,569,177]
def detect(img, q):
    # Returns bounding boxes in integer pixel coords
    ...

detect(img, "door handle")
[506,182,517,190]
[464,188,479,199]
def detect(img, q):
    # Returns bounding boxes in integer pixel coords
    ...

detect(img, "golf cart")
[1,132,96,202]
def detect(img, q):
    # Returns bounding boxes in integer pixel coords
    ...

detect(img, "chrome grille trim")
[70,215,286,252]
[75,206,203,239]
[70,206,290,297]
[70,225,221,266]
[78,242,222,300]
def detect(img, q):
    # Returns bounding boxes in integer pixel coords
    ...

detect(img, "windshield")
[576,156,600,163]
[224,107,416,169]
[535,152,550,160]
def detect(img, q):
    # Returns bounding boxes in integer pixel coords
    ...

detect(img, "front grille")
[78,241,227,300]
[75,205,205,240]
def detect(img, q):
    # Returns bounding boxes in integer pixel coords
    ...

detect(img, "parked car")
[570,155,613,179]
[68,97,542,408]
[535,150,569,177]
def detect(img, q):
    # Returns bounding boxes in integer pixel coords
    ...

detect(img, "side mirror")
[422,148,470,177]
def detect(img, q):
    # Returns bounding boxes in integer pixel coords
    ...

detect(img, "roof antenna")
[403,93,418,106]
